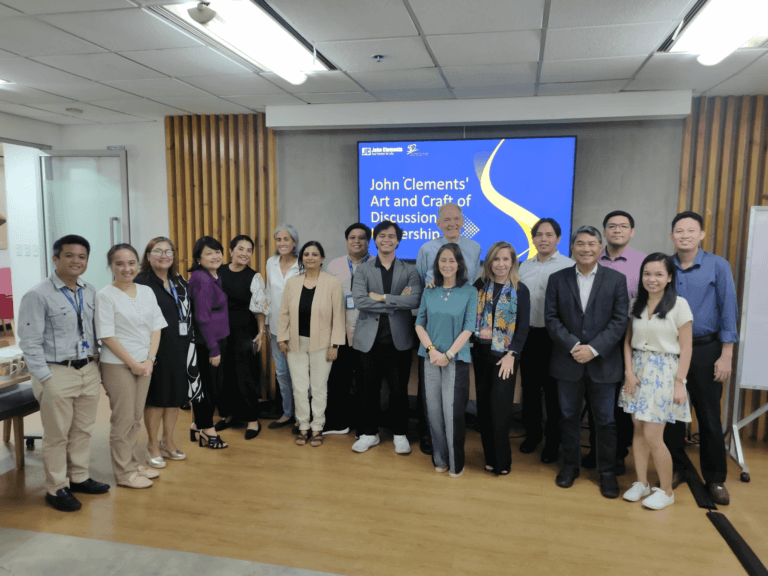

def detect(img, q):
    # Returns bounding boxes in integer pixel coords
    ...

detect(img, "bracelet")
[426,345,436,353]
[445,350,454,361]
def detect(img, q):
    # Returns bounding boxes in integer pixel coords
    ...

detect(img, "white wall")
[0,112,61,148]
[59,121,169,253]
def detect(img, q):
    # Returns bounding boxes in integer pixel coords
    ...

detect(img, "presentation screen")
[358,137,576,261]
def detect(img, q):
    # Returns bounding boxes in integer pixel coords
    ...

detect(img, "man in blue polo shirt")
[664,211,738,505]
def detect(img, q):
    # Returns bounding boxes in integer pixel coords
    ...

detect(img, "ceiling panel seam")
[401,0,455,98]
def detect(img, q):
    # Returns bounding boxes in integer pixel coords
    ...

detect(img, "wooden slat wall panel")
[165,113,278,399]
[677,95,768,441]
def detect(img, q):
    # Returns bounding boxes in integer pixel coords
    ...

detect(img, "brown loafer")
[707,482,730,505]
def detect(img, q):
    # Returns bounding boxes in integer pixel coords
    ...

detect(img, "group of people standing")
[18,201,738,514]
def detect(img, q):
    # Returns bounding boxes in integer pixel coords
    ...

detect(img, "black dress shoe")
[581,451,596,469]
[245,422,261,440]
[69,478,110,495]
[599,472,620,499]
[267,418,293,430]
[555,467,580,488]
[672,470,686,489]
[419,435,433,456]
[614,457,626,476]
[45,488,82,512]
[540,444,559,464]
[214,417,235,432]
[519,437,540,454]
[707,482,730,505]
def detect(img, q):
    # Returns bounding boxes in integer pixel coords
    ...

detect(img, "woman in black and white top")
[96,243,167,489]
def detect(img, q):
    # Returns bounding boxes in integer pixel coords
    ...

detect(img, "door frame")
[39,149,130,277]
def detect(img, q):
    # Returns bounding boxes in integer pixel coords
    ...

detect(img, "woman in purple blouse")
[188,236,230,449]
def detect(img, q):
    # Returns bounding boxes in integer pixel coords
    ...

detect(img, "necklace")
[443,285,455,301]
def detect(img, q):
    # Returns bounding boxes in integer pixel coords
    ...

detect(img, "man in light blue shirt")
[414,203,481,455]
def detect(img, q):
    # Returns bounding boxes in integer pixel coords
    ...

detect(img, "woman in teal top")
[415,243,478,477]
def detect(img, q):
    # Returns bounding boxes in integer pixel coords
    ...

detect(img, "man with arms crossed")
[352,221,422,454]
[518,217,575,463]
[415,202,481,454]
[664,211,738,505]
[545,226,629,498]
[325,223,372,435]
[19,235,110,512]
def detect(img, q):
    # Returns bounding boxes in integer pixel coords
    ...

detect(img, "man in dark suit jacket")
[545,225,629,499]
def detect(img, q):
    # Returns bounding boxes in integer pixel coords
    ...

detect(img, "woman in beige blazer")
[278,241,345,447]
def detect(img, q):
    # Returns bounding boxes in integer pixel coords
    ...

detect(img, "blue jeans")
[270,334,294,420]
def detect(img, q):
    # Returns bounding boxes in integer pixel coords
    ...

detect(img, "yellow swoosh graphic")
[480,139,540,259]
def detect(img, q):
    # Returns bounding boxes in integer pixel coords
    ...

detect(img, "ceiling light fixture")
[670,0,768,66]
[155,0,330,85]
[0,79,12,85]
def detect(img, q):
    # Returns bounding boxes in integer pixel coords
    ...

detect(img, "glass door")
[39,150,129,292]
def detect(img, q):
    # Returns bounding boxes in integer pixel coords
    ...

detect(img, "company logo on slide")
[407,143,428,157]
[362,147,372,156]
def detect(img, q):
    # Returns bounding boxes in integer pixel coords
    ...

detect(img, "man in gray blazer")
[351,220,423,455]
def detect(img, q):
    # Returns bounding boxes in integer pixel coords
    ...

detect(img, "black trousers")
[473,344,518,472]
[358,341,412,436]
[664,339,728,484]
[220,326,260,422]
[193,338,228,430]
[417,356,432,441]
[519,327,561,447]
[325,341,358,431]
[586,386,633,459]
[559,375,618,473]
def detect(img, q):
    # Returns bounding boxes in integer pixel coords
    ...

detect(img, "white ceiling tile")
[222,94,306,108]
[132,0,190,5]
[270,0,417,42]
[0,101,92,122]
[102,78,210,99]
[442,63,537,88]
[32,53,166,81]
[32,101,131,118]
[538,80,628,95]
[89,98,188,118]
[427,31,540,66]
[259,71,362,94]
[0,6,23,16]
[0,17,105,56]
[151,97,253,115]
[292,92,377,104]
[545,22,672,61]
[540,55,647,83]
[627,50,767,92]
[0,84,74,105]
[409,0,544,34]
[92,115,157,124]
[349,68,446,91]
[548,0,696,28]
[23,80,140,101]
[179,74,285,96]
[40,9,203,52]
[368,88,454,101]
[0,49,17,58]
[453,85,536,99]
[704,75,768,97]
[315,37,433,72]
[0,58,86,84]
[1,0,133,14]
[41,115,100,125]
[119,47,249,78]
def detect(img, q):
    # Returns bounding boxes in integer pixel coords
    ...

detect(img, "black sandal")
[199,430,228,449]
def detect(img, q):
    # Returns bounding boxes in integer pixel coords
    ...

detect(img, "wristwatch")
[148,355,157,365]
[675,377,687,385]
[445,350,455,361]
[426,345,436,353]
[332,344,339,349]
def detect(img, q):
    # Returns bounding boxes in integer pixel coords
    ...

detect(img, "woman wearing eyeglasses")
[135,237,200,468]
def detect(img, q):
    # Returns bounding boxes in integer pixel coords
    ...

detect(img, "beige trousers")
[286,336,333,432]
[100,363,151,483]
[31,362,101,496]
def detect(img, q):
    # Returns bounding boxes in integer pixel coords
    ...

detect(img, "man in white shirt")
[518,218,575,464]
[325,223,372,435]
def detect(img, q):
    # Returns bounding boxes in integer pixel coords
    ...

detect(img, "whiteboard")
[735,207,768,391]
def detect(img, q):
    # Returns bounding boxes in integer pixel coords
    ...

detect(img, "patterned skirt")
[618,350,692,424]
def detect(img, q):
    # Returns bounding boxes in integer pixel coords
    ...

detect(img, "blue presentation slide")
[358,137,576,261]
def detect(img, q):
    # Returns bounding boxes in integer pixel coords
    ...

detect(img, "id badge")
[179,322,188,336]
[346,294,355,310]
[77,341,87,360]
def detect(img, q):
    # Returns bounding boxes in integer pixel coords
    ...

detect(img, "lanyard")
[348,254,370,284]
[166,281,184,320]
[60,286,85,339]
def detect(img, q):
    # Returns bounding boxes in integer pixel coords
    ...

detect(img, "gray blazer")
[351,258,423,353]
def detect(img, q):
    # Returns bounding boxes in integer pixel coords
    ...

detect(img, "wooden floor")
[2,390,767,576]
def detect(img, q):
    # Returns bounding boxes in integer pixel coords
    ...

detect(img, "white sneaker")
[137,465,160,479]
[351,434,380,453]
[623,481,651,502]
[642,487,674,510]
[393,435,411,455]
[118,472,153,489]
[449,469,464,478]
[435,465,449,473]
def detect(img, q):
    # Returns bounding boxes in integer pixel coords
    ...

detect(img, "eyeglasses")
[151,249,174,257]
[605,224,631,231]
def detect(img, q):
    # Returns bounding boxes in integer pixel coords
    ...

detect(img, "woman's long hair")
[432,243,468,287]
[480,241,520,289]
[631,252,677,319]
[140,236,180,283]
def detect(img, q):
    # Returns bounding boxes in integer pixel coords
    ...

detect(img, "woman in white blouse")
[619,253,693,510]
[96,244,167,489]
[265,224,301,431]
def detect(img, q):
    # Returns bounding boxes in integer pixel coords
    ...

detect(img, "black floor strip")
[707,512,768,576]
[678,451,717,510]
